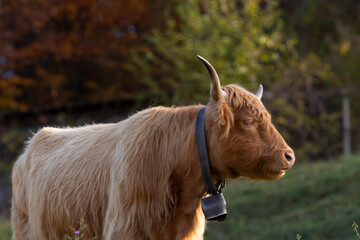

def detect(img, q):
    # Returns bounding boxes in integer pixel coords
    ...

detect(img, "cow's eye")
[244,119,254,126]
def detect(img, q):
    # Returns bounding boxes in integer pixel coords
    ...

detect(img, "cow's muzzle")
[283,150,295,169]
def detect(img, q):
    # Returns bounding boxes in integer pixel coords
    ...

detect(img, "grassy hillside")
[1,154,359,239]
[205,154,360,240]
[0,217,11,240]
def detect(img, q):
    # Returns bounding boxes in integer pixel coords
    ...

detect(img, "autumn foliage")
[0,0,166,111]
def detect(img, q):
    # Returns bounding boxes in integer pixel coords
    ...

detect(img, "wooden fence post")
[342,96,351,155]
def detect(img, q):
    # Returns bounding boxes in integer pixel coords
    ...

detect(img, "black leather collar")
[195,107,225,195]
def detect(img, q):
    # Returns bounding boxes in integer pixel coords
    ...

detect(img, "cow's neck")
[164,153,207,239]
[163,106,223,239]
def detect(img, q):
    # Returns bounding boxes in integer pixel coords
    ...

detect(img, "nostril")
[285,152,295,162]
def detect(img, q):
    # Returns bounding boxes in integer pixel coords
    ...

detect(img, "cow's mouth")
[267,169,286,180]
[278,169,286,176]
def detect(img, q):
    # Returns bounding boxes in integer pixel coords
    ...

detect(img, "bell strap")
[195,107,218,195]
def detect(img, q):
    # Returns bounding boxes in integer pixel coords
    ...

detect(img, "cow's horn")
[255,84,263,99]
[197,55,225,101]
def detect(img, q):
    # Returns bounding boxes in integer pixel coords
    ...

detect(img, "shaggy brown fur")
[11,83,294,240]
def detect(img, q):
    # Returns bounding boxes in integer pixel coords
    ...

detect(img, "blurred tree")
[130,0,289,103]
[130,0,342,160]
[0,0,171,111]
[279,0,360,154]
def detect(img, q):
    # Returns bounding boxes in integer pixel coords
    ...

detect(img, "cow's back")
[12,123,121,239]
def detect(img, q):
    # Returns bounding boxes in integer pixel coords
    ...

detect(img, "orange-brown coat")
[11,56,294,240]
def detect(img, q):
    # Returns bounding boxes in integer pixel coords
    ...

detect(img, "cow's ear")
[197,55,226,102]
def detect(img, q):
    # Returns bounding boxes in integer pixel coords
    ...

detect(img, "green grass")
[205,154,360,240]
[1,154,359,239]
[0,217,12,240]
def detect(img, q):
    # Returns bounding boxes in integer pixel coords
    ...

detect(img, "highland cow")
[11,56,295,240]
